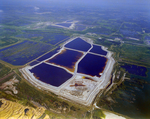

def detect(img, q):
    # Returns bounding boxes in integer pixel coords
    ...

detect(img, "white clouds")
[0,10,3,12]
[34,6,39,11]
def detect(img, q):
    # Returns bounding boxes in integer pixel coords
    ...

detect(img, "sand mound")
[0,99,50,119]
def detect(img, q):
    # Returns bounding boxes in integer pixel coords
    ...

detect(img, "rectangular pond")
[77,53,107,77]
[65,38,91,52]
[46,49,83,72]
[89,45,107,56]
[30,63,73,87]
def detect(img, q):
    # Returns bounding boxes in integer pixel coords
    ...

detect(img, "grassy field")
[0,63,11,79]
[0,37,20,48]
[111,43,150,67]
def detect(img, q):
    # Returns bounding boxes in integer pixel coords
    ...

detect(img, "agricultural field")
[94,38,121,48]
[0,37,19,48]
[118,23,143,38]
[85,27,114,35]
[0,63,11,79]
[111,43,150,66]
[16,30,70,45]
[0,40,53,65]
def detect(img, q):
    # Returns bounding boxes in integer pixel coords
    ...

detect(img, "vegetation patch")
[93,109,106,119]
[0,63,11,79]
[0,37,19,48]
[112,44,150,66]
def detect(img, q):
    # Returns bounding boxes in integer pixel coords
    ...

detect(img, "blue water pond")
[30,63,73,87]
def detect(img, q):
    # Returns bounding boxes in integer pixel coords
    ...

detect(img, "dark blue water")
[65,38,91,52]
[57,23,72,27]
[90,45,107,56]
[37,48,60,62]
[29,61,39,66]
[121,64,147,77]
[30,63,73,87]
[77,53,107,77]
[0,40,53,65]
[47,49,83,71]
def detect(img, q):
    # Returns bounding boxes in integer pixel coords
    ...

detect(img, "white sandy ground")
[0,76,19,94]
[94,103,126,119]
[103,111,126,119]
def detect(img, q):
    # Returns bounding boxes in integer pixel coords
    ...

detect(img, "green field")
[0,63,11,79]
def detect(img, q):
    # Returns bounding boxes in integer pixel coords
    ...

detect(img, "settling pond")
[90,44,107,56]
[77,53,107,77]
[30,63,73,87]
[46,49,83,72]
[65,38,91,52]
[28,38,108,86]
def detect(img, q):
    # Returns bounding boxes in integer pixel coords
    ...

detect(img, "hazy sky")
[1,0,150,10]
[1,0,149,5]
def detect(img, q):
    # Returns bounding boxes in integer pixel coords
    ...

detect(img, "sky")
[1,0,149,5]
[1,0,150,10]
